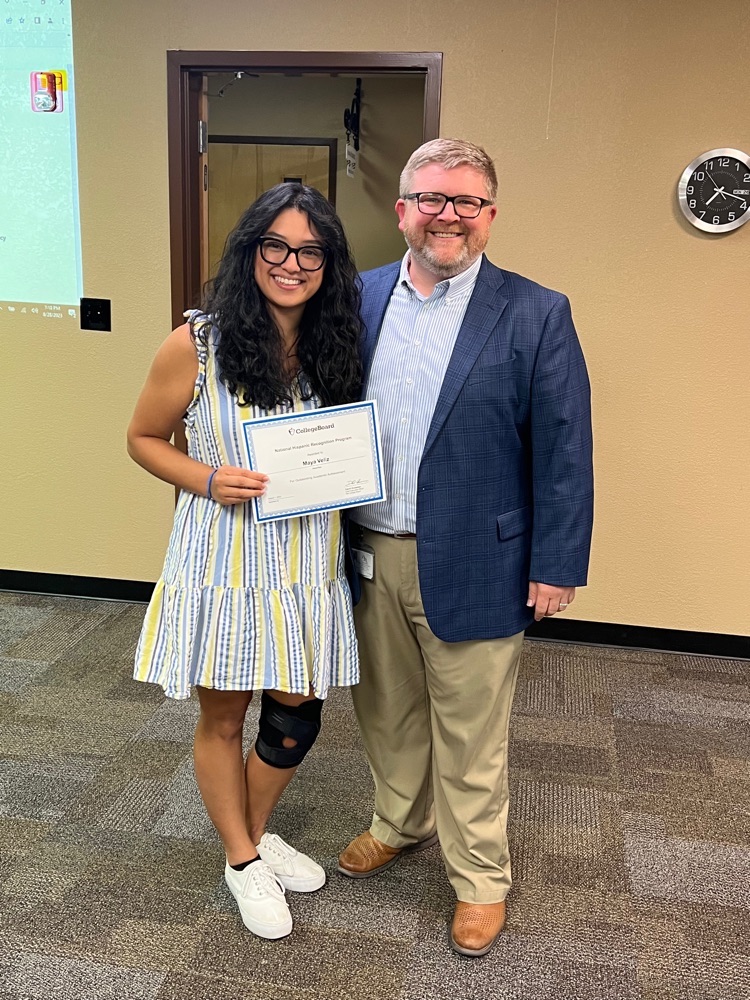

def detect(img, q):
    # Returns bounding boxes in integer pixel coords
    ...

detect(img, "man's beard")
[402,224,487,278]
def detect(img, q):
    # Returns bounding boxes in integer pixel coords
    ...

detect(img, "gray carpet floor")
[0,591,749,1000]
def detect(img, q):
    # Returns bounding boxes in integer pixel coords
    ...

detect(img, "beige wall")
[207,73,424,270]
[1,0,748,637]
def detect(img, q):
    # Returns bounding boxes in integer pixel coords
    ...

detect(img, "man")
[338,139,594,957]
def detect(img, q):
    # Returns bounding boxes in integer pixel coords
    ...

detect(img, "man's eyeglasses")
[257,237,328,271]
[403,192,494,219]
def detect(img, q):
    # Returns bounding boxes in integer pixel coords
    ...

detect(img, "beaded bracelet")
[206,468,218,499]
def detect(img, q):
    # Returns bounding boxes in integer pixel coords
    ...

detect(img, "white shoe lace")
[262,833,297,860]
[244,860,286,899]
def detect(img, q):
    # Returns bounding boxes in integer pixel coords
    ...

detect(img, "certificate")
[241,401,386,523]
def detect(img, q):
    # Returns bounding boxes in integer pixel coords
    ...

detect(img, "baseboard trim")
[526,617,749,659]
[0,570,154,604]
[1,570,748,658]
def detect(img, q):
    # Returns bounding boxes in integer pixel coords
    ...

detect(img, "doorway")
[167,51,442,326]
[207,134,338,279]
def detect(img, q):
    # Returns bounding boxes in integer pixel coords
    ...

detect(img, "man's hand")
[527,582,576,621]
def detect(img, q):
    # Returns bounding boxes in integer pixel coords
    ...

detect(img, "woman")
[127,184,362,940]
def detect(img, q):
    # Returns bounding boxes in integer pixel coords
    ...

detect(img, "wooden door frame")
[208,135,339,206]
[166,50,443,326]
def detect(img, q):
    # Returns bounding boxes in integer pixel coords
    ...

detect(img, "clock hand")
[705,171,728,199]
[706,189,724,205]
[720,190,748,203]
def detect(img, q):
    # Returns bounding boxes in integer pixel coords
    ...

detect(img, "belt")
[359,526,416,539]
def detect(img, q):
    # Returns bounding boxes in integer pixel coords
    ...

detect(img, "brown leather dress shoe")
[337,830,438,878]
[450,901,507,957]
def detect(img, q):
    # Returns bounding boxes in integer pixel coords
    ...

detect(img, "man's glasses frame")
[256,237,328,272]
[403,192,494,219]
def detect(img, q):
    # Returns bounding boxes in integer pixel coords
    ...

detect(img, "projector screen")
[0,0,82,326]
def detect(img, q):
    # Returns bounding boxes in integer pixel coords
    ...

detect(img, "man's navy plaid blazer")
[359,255,594,642]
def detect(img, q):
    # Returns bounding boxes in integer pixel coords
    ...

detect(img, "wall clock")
[677,148,750,233]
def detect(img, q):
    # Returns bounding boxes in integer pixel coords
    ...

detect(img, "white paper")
[242,401,386,523]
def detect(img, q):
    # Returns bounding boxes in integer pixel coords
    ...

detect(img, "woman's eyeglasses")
[257,237,328,272]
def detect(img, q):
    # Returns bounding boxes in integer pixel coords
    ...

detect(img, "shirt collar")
[398,251,483,300]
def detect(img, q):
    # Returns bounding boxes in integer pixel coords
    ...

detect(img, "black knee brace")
[255,691,323,769]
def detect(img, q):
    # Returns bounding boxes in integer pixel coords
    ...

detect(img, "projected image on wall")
[0,0,82,325]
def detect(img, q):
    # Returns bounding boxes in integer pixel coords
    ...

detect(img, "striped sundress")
[133,311,359,701]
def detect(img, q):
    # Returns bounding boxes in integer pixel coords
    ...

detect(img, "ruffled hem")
[133,577,359,701]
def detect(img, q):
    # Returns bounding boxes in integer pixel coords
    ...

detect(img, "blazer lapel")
[361,264,400,378]
[422,258,509,458]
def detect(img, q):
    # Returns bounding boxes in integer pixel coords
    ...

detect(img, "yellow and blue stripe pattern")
[133,312,359,700]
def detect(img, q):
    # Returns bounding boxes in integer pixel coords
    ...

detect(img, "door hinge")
[198,120,207,154]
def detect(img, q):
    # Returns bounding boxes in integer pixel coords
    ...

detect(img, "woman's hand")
[208,466,269,506]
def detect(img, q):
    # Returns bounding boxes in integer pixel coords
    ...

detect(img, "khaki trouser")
[351,527,524,903]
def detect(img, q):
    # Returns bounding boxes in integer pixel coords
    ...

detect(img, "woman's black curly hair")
[196,183,363,411]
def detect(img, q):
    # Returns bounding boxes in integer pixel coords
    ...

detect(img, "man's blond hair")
[399,138,498,201]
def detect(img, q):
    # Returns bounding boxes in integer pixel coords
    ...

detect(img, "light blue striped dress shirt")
[354,252,482,534]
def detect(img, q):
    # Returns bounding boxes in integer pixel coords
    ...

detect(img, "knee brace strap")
[255,691,323,769]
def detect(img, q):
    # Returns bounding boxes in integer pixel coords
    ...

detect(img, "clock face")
[678,148,750,233]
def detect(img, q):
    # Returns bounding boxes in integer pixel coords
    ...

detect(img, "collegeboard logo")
[288,422,335,435]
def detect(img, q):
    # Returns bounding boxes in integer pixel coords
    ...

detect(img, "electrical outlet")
[80,297,111,332]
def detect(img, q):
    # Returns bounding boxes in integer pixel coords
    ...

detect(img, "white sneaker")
[257,832,326,892]
[224,859,293,939]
